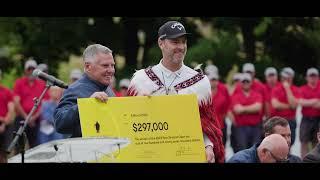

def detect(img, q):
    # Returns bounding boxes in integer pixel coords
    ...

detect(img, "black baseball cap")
[158,21,190,40]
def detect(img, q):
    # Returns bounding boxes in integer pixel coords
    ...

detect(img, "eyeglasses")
[241,80,251,84]
[267,149,289,163]
[27,67,35,71]
[308,74,318,77]
[267,73,276,77]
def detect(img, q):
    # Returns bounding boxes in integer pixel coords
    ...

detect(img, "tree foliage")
[1,17,320,88]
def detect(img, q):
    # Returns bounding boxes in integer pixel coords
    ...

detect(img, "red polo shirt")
[13,76,50,115]
[271,84,301,119]
[264,82,281,117]
[300,83,320,117]
[231,90,263,126]
[212,82,230,129]
[0,85,13,117]
[234,79,267,102]
[112,88,122,97]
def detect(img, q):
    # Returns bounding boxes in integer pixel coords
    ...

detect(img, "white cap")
[70,69,82,80]
[306,67,319,76]
[265,67,277,77]
[205,65,219,75]
[207,72,219,80]
[233,73,242,81]
[119,79,130,88]
[24,59,37,70]
[281,67,295,78]
[240,73,252,82]
[242,63,255,73]
[37,63,48,72]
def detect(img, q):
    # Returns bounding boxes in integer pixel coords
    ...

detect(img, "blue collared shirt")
[227,143,261,163]
[54,73,115,137]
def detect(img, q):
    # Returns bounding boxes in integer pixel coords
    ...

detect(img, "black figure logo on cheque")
[95,121,100,133]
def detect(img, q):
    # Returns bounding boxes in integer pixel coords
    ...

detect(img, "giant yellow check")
[78,94,206,162]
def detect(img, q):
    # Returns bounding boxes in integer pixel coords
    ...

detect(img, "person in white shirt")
[128,20,224,163]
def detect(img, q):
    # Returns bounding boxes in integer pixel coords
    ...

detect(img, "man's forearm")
[203,133,213,148]
[4,102,15,124]
[13,97,27,118]
[299,98,318,107]
[272,99,290,110]
[285,88,298,108]
[313,101,320,109]
[54,105,79,134]
[242,103,262,113]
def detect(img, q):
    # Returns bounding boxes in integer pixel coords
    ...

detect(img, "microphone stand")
[6,81,53,163]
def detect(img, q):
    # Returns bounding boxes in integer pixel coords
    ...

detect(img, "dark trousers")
[14,116,40,151]
[222,121,227,146]
[299,116,320,144]
[231,124,262,153]
[0,123,15,162]
[288,119,297,147]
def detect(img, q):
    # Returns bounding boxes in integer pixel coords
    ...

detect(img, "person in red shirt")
[205,65,230,146]
[230,73,263,152]
[13,59,50,149]
[271,67,301,147]
[299,67,320,158]
[119,78,130,97]
[228,73,242,152]
[0,69,15,163]
[233,63,267,117]
[264,67,281,118]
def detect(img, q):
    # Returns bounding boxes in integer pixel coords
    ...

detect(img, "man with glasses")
[227,133,289,163]
[233,63,267,116]
[229,73,263,152]
[299,68,320,158]
[263,116,302,162]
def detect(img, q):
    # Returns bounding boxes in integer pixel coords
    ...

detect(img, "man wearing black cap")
[128,21,224,163]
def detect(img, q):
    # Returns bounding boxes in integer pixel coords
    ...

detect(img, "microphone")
[32,69,68,89]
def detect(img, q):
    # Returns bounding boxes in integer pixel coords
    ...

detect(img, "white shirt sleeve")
[203,133,214,148]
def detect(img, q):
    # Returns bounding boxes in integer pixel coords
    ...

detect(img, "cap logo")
[171,22,184,31]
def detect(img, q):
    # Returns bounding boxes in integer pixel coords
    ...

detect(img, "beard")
[171,51,186,64]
